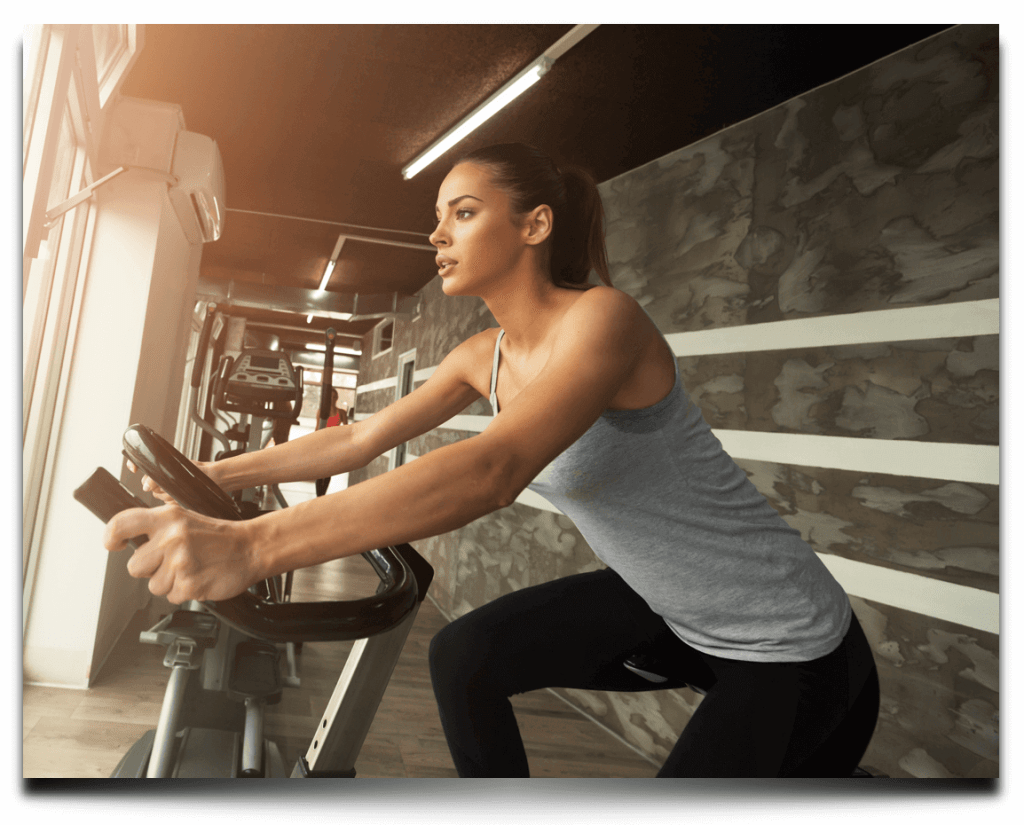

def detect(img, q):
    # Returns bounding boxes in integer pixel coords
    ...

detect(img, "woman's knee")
[428,610,505,691]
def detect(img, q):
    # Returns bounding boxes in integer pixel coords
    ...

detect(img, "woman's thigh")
[430,568,707,696]
[658,615,878,777]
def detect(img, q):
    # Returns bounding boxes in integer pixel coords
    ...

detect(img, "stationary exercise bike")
[106,309,310,767]
[75,424,432,777]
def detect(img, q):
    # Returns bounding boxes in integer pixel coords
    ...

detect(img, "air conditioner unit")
[169,131,226,244]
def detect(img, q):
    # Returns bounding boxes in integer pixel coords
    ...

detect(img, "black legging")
[429,568,879,777]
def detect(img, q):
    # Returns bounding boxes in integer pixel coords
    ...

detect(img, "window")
[22,24,141,606]
[373,318,395,358]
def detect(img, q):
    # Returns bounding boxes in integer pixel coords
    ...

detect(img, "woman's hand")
[103,504,262,604]
[127,458,220,504]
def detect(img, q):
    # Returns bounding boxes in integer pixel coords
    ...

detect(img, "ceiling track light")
[309,235,348,322]
[401,24,600,181]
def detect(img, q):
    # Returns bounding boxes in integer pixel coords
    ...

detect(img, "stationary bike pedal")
[228,640,282,703]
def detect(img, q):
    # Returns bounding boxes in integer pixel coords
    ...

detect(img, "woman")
[315,388,348,430]
[105,143,879,777]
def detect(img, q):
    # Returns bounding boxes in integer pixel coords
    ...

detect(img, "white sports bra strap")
[489,329,505,414]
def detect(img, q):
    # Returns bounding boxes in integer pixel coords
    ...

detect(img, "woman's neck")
[483,274,578,353]
[476,245,583,348]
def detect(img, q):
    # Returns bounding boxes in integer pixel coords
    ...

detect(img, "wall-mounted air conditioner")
[168,131,226,244]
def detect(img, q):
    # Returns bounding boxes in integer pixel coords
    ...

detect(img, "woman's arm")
[106,289,659,603]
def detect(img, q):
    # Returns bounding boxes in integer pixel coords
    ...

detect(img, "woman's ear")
[522,204,553,246]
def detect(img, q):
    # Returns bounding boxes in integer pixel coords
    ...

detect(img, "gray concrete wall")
[352,25,999,778]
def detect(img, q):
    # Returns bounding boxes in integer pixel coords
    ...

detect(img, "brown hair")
[456,143,612,289]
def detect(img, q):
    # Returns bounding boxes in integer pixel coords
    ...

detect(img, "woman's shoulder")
[435,327,503,389]
[459,326,503,354]
[563,285,646,331]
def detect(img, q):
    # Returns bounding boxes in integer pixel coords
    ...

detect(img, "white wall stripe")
[413,366,436,383]
[818,554,999,635]
[716,430,999,486]
[355,375,397,395]
[665,299,999,356]
[422,415,998,485]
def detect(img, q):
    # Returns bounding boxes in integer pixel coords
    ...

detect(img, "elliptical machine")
[189,304,304,515]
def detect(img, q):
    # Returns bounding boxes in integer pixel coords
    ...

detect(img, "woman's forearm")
[244,435,509,579]
[212,423,370,492]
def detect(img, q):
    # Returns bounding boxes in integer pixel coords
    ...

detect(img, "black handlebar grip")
[73,467,150,548]
[122,425,242,520]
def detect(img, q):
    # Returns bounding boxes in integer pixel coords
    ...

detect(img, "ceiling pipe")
[196,277,422,323]
[245,320,363,350]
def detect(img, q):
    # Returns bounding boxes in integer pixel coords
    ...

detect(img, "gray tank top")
[490,329,852,662]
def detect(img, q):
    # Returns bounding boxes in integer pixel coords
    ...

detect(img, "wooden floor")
[23,551,659,779]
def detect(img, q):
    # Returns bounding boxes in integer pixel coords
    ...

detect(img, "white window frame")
[22,24,142,613]
[371,317,395,359]
[387,349,417,470]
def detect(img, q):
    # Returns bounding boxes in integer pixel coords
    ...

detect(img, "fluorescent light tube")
[316,260,336,293]
[402,55,554,180]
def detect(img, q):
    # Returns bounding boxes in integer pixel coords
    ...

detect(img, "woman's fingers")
[125,457,175,501]
[103,507,154,552]
[142,474,174,503]
[126,543,163,579]
[101,503,257,605]
[145,563,175,599]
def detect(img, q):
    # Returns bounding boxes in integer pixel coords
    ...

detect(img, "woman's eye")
[455,209,474,220]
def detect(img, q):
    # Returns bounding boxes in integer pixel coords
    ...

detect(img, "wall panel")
[353,24,999,777]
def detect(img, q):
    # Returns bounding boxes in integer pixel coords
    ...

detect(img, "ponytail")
[552,166,611,288]
[456,144,612,289]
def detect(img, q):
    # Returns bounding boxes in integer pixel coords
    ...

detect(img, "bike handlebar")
[73,425,432,644]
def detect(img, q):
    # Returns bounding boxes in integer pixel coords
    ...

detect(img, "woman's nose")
[429,223,446,248]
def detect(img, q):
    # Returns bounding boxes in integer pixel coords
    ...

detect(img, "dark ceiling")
[120,23,951,351]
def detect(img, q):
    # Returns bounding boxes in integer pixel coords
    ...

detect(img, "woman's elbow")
[491,479,522,511]
[479,452,528,511]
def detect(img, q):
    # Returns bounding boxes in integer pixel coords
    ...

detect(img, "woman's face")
[429,163,528,297]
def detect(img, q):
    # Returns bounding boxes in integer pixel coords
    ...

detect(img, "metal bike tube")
[147,663,191,778]
[241,697,264,777]
[295,605,420,777]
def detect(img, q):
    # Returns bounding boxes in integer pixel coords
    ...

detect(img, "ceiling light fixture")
[401,24,600,181]
[308,234,347,323]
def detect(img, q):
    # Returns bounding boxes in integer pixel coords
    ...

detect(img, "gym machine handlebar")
[317,327,337,430]
[74,424,431,645]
